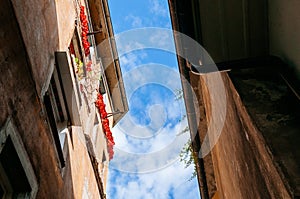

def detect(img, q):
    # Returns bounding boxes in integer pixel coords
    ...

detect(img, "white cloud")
[115,28,177,57]
[107,156,200,199]
[110,116,189,171]
[112,63,186,153]
[149,0,168,17]
[149,29,175,51]
[108,91,197,197]
[119,51,147,72]
[125,15,143,28]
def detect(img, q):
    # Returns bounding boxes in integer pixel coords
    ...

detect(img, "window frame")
[0,118,38,199]
[43,65,72,169]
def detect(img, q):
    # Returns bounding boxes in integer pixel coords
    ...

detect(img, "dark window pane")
[0,136,31,193]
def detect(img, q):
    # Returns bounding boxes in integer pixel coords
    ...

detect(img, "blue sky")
[107,0,200,198]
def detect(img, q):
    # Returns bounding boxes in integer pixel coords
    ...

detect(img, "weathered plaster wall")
[10,0,59,95]
[67,126,101,199]
[92,121,109,191]
[0,0,106,198]
[192,72,293,198]
[230,68,300,197]
[55,0,76,50]
[269,0,300,78]
[0,0,66,197]
[10,0,76,95]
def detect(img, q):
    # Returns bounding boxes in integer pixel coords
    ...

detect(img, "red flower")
[69,42,75,55]
[80,6,90,56]
[95,92,115,160]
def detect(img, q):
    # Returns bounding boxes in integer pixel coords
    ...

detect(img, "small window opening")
[0,137,32,198]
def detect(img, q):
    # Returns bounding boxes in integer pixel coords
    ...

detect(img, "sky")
[106,0,200,198]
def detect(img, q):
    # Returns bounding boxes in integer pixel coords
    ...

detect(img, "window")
[0,119,38,199]
[101,151,106,163]
[44,51,83,169]
[47,74,67,125]
[44,70,68,168]
[54,51,81,126]
[99,78,106,95]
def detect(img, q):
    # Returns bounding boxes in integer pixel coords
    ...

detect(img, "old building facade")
[169,0,300,199]
[0,0,127,198]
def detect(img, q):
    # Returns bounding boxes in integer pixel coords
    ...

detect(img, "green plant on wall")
[75,57,84,80]
[175,88,197,181]
[179,133,197,181]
